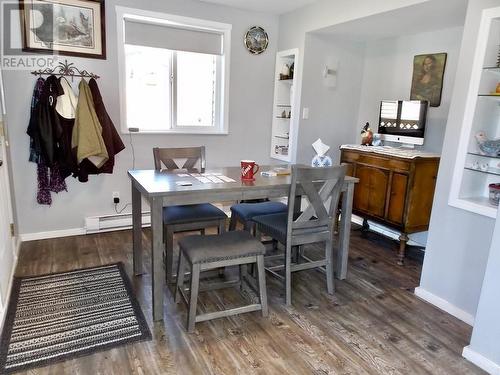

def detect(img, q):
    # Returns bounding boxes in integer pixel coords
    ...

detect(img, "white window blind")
[116,7,231,134]
[124,19,223,55]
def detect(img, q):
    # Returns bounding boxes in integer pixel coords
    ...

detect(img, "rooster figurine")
[361,122,373,146]
[475,131,500,156]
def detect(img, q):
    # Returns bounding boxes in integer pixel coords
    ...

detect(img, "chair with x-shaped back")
[252,164,347,305]
[153,146,227,284]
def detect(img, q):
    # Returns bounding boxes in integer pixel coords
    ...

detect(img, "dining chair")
[175,230,268,332]
[252,164,347,305]
[229,200,288,232]
[153,146,228,284]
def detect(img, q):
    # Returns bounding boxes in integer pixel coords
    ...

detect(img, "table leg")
[151,197,165,321]
[132,183,143,276]
[337,183,354,280]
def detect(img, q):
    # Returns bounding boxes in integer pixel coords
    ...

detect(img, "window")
[116,8,231,134]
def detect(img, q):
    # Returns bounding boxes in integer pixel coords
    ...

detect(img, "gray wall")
[467,207,500,368]
[277,0,432,166]
[285,25,463,246]
[419,0,498,318]
[1,0,279,235]
[295,34,366,164]
[355,26,464,246]
[357,26,464,154]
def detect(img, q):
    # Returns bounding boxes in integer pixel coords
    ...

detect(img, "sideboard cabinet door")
[354,166,388,218]
[387,173,408,224]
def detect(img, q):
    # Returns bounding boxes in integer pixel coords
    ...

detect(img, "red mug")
[241,160,259,180]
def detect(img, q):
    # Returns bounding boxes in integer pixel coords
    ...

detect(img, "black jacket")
[28,75,63,166]
[75,79,125,182]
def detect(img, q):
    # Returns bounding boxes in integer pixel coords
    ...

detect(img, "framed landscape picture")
[410,53,447,107]
[20,0,106,59]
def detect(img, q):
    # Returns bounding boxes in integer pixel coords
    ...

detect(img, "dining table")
[128,165,358,321]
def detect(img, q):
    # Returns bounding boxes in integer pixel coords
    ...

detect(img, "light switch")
[302,107,309,119]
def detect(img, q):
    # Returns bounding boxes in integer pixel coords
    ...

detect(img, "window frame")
[171,51,222,131]
[115,6,231,135]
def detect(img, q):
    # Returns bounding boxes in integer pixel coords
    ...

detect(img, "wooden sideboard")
[340,148,440,264]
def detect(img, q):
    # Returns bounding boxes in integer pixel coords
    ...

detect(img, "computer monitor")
[378,100,428,146]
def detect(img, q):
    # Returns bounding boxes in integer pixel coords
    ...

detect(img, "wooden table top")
[128,166,358,197]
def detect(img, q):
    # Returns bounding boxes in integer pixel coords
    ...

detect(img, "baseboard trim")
[20,228,86,242]
[414,287,475,326]
[463,346,500,375]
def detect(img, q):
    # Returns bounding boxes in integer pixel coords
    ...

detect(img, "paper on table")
[178,173,190,177]
[207,176,224,183]
[218,175,236,183]
[195,176,211,183]
[176,180,192,186]
[190,173,201,177]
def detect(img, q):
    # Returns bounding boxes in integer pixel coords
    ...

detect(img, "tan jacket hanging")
[72,79,108,168]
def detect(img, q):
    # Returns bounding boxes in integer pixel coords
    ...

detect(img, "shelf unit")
[270,49,299,162]
[464,166,500,177]
[449,9,500,218]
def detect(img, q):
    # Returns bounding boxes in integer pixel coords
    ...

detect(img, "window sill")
[122,129,229,135]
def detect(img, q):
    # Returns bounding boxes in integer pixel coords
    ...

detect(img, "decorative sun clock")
[244,26,269,55]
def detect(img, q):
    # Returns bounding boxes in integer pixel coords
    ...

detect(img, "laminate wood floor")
[13,228,484,375]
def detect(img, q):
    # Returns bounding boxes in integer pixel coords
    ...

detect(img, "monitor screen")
[378,100,428,145]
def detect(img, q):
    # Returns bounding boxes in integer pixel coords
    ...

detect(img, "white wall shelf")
[449,8,500,219]
[270,49,300,163]
[464,166,500,176]
[468,152,500,159]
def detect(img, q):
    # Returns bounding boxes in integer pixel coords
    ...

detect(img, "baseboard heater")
[351,215,425,247]
[85,212,151,234]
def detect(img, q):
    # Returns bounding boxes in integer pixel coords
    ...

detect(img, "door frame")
[0,66,18,325]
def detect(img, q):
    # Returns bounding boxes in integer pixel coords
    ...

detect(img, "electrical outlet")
[112,191,120,204]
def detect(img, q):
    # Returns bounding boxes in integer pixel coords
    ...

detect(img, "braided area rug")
[0,263,151,374]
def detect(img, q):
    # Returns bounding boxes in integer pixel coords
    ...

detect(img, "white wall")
[1,0,279,236]
[464,209,500,373]
[418,0,499,320]
[296,34,365,164]
[357,26,464,154]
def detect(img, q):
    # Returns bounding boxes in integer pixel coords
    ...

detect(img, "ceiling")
[314,0,468,42]
[197,0,320,15]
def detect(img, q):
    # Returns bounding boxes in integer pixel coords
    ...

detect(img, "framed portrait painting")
[410,53,447,107]
[20,0,106,59]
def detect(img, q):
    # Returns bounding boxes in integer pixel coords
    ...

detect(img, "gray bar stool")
[175,231,268,333]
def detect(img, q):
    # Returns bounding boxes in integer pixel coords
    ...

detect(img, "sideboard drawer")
[349,153,410,172]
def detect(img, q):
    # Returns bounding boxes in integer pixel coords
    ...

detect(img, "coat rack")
[31,59,100,79]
